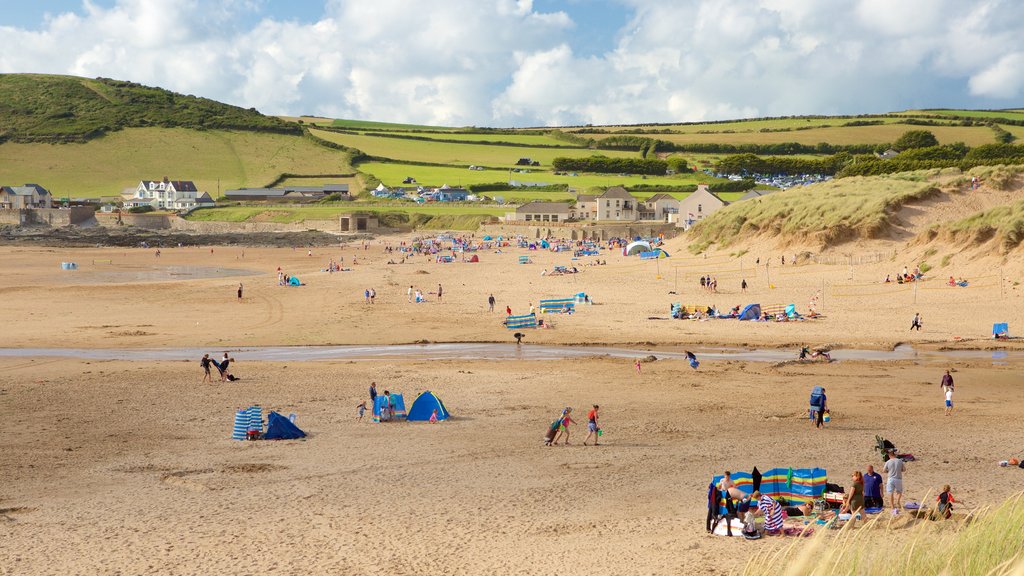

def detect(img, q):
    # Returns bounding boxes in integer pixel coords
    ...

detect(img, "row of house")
[509,185,740,227]
[0,184,52,209]
[224,184,350,202]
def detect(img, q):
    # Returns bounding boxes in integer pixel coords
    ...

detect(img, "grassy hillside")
[0,74,298,143]
[688,173,941,250]
[0,127,351,198]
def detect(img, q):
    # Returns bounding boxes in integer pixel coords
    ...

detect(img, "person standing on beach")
[911,312,922,331]
[506,305,512,316]
[634,359,642,374]
[369,382,378,404]
[369,288,376,304]
[741,279,747,292]
[941,370,954,392]
[528,302,535,315]
[437,284,443,302]
[583,405,600,446]
[364,288,370,303]
[863,465,884,509]
[488,294,495,312]
[219,352,232,382]
[237,283,243,301]
[884,449,906,514]
[200,354,213,383]
[408,285,413,303]
[944,385,954,416]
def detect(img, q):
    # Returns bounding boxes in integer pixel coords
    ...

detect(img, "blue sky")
[1,1,1023,126]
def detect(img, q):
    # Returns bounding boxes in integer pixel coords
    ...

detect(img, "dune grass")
[0,127,352,198]
[741,492,1024,576]
[688,173,940,250]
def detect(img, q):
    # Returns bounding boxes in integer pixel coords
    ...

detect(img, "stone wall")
[0,207,94,226]
[479,221,678,241]
[95,213,173,229]
[169,218,342,234]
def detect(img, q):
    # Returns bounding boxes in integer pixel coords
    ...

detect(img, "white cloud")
[0,0,1023,126]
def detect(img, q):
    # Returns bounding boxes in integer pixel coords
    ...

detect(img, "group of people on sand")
[200,352,236,382]
[405,284,442,303]
[544,405,601,446]
[885,265,924,284]
[699,276,718,292]
[712,450,953,538]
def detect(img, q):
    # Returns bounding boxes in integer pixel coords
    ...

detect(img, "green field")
[0,127,352,197]
[585,124,997,146]
[310,128,635,167]
[331,119,458,131]
[370,130,578,147]
[358,161,717,190]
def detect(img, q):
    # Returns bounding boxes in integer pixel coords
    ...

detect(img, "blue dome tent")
[264,411,306,440]
[407,391,450,421]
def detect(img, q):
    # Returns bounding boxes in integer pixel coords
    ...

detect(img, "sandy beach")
[2,235,1024,575]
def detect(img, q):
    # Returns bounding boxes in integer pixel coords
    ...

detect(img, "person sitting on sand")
[840,471,865,515]
[936,485,955,519]
[429,409,439,423]
[998,458,1024,468]
[783,501,813,517]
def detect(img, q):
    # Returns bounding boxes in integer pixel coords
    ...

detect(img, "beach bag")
[810,387,825,409]
[823,410,831,423]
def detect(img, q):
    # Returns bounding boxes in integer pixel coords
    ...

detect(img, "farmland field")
[364,131,579,147]
[358,161,718,190]
[0,127,352,198]
[553,115,911,134]
[898,109,1024,122]
[331,119,458,131]
[583,124,997,146]
[310,129,635,166]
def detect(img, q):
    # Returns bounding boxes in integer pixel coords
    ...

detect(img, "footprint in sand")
[161,468,215,492]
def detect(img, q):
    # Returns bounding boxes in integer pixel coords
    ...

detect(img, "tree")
[893,130,939,151]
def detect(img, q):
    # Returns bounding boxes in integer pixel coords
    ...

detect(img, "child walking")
[356,401,367,420]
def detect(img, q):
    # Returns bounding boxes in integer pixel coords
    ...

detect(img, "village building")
[639,193,680,221]
[677,184,729,228]
[513,201,571,223]
[595,186,637,221]
[224,184,349,203]
[123,178,214,211]
[0,184,52,209]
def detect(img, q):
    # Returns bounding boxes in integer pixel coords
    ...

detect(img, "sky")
[2,0,1023,127]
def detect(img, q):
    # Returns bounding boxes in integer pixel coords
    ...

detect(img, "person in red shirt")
[937,485,955,519]
[506,305,512,316]
[583,405,600,446]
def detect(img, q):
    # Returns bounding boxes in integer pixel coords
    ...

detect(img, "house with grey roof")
[0,184,52,209]
[595,186,636,221]
[639,193,680,221]
[224,184,350,203]
[122,178,211,211]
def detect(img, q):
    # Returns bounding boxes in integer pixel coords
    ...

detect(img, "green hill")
[0,74,299,143]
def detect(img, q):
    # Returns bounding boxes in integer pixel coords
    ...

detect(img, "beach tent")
[623,241,652,256]
[407,391,450,421]
[467,254,479,263]
[785,304,798,318]
[540,240,550,249]
[373,394,407,422]
[483,235,493,241]
[288,276,302,286]
[993,322,1009,337]
[739,303,761,321]
[264,411,306,439]
[640,249,670,259]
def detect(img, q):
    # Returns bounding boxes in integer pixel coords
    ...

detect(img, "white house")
[677,185,729,229]
[123,178,213,211]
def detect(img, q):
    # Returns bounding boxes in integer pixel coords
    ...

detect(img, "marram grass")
[741,492,1024,576]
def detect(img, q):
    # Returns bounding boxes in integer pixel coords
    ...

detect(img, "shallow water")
[0,343,1017,363]
[58,265,259,284]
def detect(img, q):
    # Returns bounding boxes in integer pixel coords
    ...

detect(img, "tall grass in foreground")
[741,492,1024,576]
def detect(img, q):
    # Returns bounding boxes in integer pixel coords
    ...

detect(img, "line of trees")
[551,156,668,175]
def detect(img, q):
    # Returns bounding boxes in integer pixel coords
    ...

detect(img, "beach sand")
[1,236,1023,575]
[1,356,1021,575]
